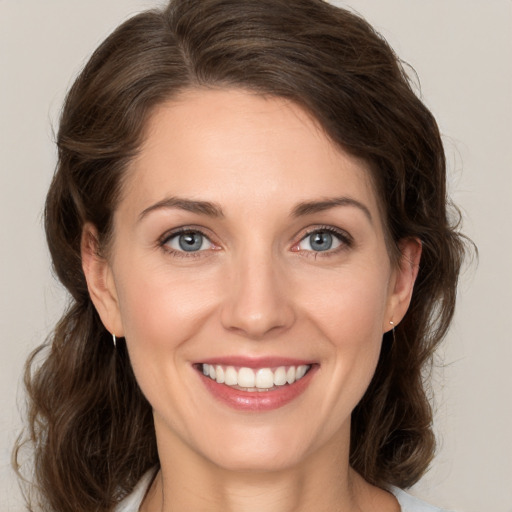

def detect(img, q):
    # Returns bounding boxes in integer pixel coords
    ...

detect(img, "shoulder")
[114,470,156,512]
[388,486,453,512]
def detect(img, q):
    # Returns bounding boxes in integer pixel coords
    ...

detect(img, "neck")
[146,460,355,512]
[140,427,396,512]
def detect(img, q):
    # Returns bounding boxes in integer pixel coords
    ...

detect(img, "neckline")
[115,470,445,512]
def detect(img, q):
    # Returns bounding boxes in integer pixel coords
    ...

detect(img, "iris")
[178,232,204,251]
[309,231,333,251]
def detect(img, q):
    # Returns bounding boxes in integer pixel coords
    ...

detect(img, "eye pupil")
[178,233,203,251]
[310,232,333,251]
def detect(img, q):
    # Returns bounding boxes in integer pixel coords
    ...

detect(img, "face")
[83,88,419,474]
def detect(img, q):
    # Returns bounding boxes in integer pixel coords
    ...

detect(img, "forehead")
[120,88,381,222]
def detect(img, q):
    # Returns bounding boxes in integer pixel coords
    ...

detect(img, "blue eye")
[298,229,343,252]
[165,231,213,252]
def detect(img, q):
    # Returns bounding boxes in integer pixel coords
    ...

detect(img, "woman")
[15,0,467,510]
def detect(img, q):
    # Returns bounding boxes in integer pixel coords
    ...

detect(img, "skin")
[82,88,420,512]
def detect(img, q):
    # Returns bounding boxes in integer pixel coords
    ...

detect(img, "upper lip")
[195,356,316,369]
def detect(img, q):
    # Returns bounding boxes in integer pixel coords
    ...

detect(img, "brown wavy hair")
[15,0,469,510]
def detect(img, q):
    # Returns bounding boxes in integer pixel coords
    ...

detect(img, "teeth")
[224,366,238,386]
[255,368,274,389]
[296,365,307,379]
[201,363,311,390]
[238,367,255,388]
[273,366,287,386]
[215,365,225,384]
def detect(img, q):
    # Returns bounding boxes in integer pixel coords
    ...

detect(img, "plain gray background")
[1,1,511,510]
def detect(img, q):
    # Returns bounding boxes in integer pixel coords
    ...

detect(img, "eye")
[163,230,214,253]
[295,228,350,253]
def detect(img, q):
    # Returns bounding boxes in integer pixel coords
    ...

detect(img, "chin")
[209,446,305,474]
[192,422,321,474]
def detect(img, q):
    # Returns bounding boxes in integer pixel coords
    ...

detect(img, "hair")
[15,0,469,510]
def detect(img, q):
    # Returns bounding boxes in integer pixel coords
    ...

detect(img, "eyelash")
[158,225,353,258]
[293,225,353,258]
[158,227,216,259]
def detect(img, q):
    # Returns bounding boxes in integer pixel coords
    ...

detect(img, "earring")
[112,333,117,348]
[389,321,396,344]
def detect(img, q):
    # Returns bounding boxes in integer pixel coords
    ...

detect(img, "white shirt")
[114,470,452,512]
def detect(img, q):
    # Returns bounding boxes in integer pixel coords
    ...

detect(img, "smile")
[197,359,317,411]
[201,363,311,391]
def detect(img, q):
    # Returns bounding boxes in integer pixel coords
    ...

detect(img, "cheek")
[112,264,223,404]
[113,264,221,420]
[301,268,390,398]
[116,261,218,343]
[300,266,391,342]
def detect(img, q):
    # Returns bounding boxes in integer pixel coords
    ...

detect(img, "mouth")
[194,359,317,411]
[199,363,311,391]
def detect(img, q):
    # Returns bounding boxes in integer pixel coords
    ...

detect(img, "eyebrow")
[138,195,372,223]
[291,197,373,223]
[138,197,224,221]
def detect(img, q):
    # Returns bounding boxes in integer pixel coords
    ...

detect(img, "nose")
[220,249,296,339]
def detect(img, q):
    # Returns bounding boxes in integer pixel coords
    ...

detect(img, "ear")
[81,223,124,337]
[383,237,422,332]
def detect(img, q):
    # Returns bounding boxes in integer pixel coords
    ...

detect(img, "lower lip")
[199,366,317,412]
